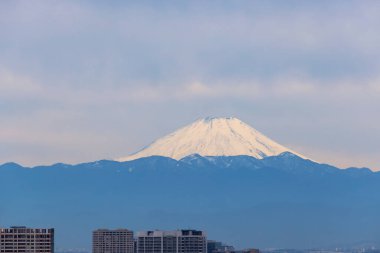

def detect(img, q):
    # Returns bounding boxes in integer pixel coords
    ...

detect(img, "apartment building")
[93,229,134,253]
[137,230,206,253]
[0,226,54,253]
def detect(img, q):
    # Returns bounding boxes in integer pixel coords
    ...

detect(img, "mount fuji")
[118,117,306,161]
[1,117,379,251]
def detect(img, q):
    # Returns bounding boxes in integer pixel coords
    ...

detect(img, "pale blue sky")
[1,0,380,170]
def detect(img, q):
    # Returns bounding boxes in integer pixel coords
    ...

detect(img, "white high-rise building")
[137,230,206,253]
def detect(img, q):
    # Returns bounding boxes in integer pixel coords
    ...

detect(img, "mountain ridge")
[0,152,372,173]
[1,118,378,250]
[0,153,379,249]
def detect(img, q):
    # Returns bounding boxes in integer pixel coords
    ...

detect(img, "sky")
[0,0,380,170]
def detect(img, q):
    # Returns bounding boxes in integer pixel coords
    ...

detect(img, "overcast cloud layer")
[1,0,380,170]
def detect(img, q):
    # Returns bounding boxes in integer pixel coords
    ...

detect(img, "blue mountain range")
[1,153,379,251]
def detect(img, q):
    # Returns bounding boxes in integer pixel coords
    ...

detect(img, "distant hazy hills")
[1,153,379,250]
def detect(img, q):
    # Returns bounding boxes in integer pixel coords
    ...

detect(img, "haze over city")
[1,1,380,170]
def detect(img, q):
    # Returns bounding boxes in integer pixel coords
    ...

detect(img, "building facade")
[93,229,134,253]
[137,230,207,253]
[207,240,235,253]
[0,226,54,253]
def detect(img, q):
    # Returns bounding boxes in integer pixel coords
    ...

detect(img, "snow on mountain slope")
[118,117,306,161]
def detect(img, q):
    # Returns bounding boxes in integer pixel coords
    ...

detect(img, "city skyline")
[2,225,376,253]
[0,226,258,253]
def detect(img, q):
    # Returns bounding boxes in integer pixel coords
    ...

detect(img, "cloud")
[0,68,42,97]
[368,77,380,93]
[0,1,380,169]
[1,67,380,169]
[2,66,380,106]
[2,1,380,87]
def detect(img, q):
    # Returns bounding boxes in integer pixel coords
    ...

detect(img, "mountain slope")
[118,117,306,161]
[0,155,378,250]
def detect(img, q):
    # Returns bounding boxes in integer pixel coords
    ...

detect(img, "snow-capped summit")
[118,117,306,161]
